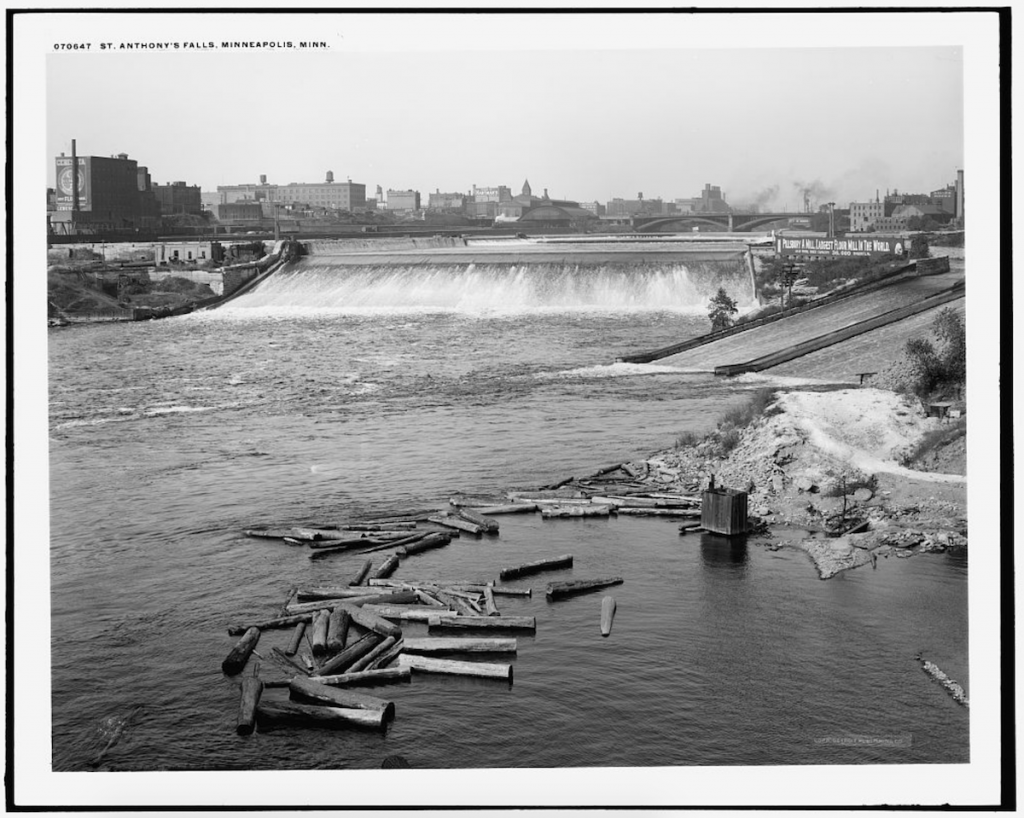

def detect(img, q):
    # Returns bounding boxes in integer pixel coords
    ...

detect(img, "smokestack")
[71,138,79,214]
[260,174,267,185]
[326,170,334,183]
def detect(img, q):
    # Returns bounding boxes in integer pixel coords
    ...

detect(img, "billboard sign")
[776,235,904,258]
[55,156,90,211]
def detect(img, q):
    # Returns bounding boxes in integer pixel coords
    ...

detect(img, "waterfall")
[220,258,755,316]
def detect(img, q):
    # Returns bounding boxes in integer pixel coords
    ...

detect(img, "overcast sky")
[45,15,965,209]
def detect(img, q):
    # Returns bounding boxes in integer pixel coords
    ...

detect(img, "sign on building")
[55,157,90,211]
[776,236,905,258]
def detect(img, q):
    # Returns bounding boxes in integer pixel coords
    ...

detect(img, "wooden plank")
[540,505,611,518]
[474,503,538,515]
[483,586,499,617]
[399,654,513,681]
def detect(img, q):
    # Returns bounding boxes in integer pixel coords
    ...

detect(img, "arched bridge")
[634,212,811,233]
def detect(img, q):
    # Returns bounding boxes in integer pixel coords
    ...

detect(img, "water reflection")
[699,533,749,569]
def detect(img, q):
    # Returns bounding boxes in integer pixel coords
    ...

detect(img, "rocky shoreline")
[617,387,967,580]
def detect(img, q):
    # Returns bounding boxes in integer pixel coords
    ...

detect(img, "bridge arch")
[636,216,730,233]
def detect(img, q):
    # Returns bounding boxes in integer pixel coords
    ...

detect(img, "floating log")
[499,554,574,581]
[541,505,611,518]
[403,637,517,654]
[474,503,538,515]
[222,627,260,676]
[397,532,452,557]
[349,559,373,586]
[919,658,969,706]
[416,590,445,607]
[342,523,417,532]
[483,586,499,617]
[592,495,699,508]
[346,636,399,674]
[367,638,406,671]
[297,586,404,602]
[227,613,313,636]
[285,600,348,616]
[278,585,298,617]
[678,525,707,536]
[307,537,378,550]
[244,528,294,540]
[454,507,499,533]
[427,514,484,535]
[310,609,331,655]
[340,602,403,638]
[256,702,386,731]
[373,554,401,580]
[616,507,701,518]
[546,577,624,600]
[530,498,595,506]
[271,646,311,676]
[289,527,346,541]
[326,608,350,653]
[601,596,617,637]
[317,633,383,677]
[285,621,307,656]
[448,492,510,508]
[369,578,494,589]
[428,615,536,632]
[311,666,411,686]
[362,604,457,622]
[289,676,396,719]
[400,654,513,681]
[236,665,264,735]
[508,488,587,501]
[434,590,475,616]
[358,510,439,524]
[491,586,532,598]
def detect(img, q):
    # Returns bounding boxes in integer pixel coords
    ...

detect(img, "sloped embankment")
[631,388,966,579]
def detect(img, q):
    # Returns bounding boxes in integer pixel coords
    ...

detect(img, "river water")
[47,256,968,772]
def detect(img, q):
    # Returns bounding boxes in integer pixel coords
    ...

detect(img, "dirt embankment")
[627,387,966,580]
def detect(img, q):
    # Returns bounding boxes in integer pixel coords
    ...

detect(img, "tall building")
[849,198,886,232]
[153,181,202,216]
[472,184,512,203]
[428,190,466,212]
[386,189,421,211]
[216,172,367,211]
[51,143,157,231]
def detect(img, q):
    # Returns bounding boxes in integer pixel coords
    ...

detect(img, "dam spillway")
[221,238,758,314]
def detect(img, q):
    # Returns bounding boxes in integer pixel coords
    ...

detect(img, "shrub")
[708,287,738,332]
[674,430,702,450]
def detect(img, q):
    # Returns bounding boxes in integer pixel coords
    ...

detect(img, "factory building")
[215,172,367,211]
[153,181,203,216]
[51,143,159,233]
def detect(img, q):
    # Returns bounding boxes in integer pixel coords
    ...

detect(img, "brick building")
[153,181,203,216]
[386,189,421,212]
[51,148,159,232]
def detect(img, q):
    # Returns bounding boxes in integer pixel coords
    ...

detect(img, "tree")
[932,307,966,388]
[708,287,739,332]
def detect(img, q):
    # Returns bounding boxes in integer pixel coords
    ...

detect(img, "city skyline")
[45,19,964,210]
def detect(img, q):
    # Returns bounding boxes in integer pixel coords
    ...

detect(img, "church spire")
[522,179,532,197]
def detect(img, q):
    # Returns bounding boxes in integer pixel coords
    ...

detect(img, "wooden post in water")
[700,487,749,536]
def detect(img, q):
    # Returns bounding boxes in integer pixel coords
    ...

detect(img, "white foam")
[538,361,692,380]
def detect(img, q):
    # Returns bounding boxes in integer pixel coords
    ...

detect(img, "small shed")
[701,487,749,536]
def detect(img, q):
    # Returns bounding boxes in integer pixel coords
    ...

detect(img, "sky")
[44,13,965,210]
